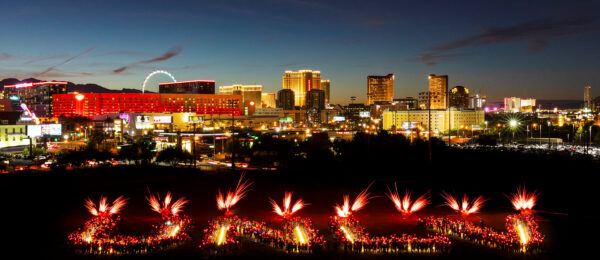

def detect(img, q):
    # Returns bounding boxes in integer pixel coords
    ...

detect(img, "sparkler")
[147,191,188,218]
[441,192,486,216]
[386,183,430,215]
[335,181,375,217]
[269,192,307,218]
[216,173,253,215]
[507,186,538,215]
[84,196,128,218]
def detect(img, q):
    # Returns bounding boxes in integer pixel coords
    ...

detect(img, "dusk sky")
[1,0,599,103]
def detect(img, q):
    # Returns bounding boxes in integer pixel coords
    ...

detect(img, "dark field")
[0,149,581,259]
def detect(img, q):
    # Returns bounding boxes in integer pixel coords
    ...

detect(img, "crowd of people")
[68,215,192,255]
[418,214,544,253]
[200,215,323,254]
[328,216,451,254]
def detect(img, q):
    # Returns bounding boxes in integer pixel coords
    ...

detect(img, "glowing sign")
[401,122,419,130]
[333,116,346,122]
[119,113,130,124]
[9,95,19,101]
[27,124,62,137]
[75,94,85,101]
[359,111,370,118]
[279,117,293,123]
[188,116,203,123]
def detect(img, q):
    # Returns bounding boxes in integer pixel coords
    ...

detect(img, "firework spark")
[441,192,486,216]
[335,182,375,217]
[84,196,128,218]
[216,173,253,214]
[269,192,308,218]
[147,192,188,218]
[507,186,538,214]
[387,183,430,215]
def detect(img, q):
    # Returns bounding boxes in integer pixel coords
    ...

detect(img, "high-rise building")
[261,93,276,108]
[282,70,321,107]
[449,86,469,109]
[306,89,325,110]
[469,94,486,109]
[585,85,591,109]
[277,89,295,110]
[159,79,215,94]
[219,84,262,115]
[428,74,448,109]
[321,79,330,104]
[367,74,394,105]
[418,91,430,109]
[2,81,68,117]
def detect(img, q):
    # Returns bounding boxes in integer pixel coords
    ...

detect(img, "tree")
[156,147,191,167]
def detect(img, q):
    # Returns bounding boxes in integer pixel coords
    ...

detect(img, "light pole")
[547,121,551,149]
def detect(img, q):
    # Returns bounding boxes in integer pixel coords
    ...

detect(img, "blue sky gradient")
[1,0,599,103]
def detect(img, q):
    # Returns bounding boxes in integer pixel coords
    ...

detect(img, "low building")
[0,124,28,149]
[382,108,485,134]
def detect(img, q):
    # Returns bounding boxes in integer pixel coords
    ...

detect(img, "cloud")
[37,47,96,76]
[422,17,600,65]
[112,46,183,74]
[429,17,597,52]
[419,53,469,66]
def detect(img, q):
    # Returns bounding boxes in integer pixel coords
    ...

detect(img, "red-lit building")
[52,93,242,118]
[2,81,68,117]
[159,79,215,94]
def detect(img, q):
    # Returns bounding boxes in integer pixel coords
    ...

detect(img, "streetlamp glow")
[509,119,518,128]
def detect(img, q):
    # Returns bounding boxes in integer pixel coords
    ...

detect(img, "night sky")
[1,0,599,103]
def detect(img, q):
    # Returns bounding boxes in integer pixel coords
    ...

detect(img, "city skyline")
[1,0,599,103]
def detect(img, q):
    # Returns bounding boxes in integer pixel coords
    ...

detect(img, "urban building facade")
[2,81,68,117]
[428,74,448,109]
[276,89,295,110]
[366,74,394,105]
[159,79,215,94]
[504,97,536,113]
[282,70,321,107]
[585,85,591,109]
[261,93,276,108]
[306,89,325,110]
[321,79,330,104]
[382,109,485,133]
[219,84,262,115]
[469,94,486,109]
[449,86,469,109]
[0,124,28,149]
[52,93,242,118]
[393,97,417,110]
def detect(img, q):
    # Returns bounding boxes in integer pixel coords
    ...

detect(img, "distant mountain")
[0,78,151,93]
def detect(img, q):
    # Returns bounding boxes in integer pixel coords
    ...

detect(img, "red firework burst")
[335,181,375,218]
[441,191,486,216]
[147,192,188,218]
[217,173,253,215]
[507,186,538,215]
[387,183,430,215]
[84,196,128,218]
[269,192,308,218]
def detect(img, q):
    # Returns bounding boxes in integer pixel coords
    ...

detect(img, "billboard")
[279,117,293,123]
[333,116,346,122]
[359,111,370,118]
[27,124,62,137]
[153,116,172,124]
[401,122,419,130]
